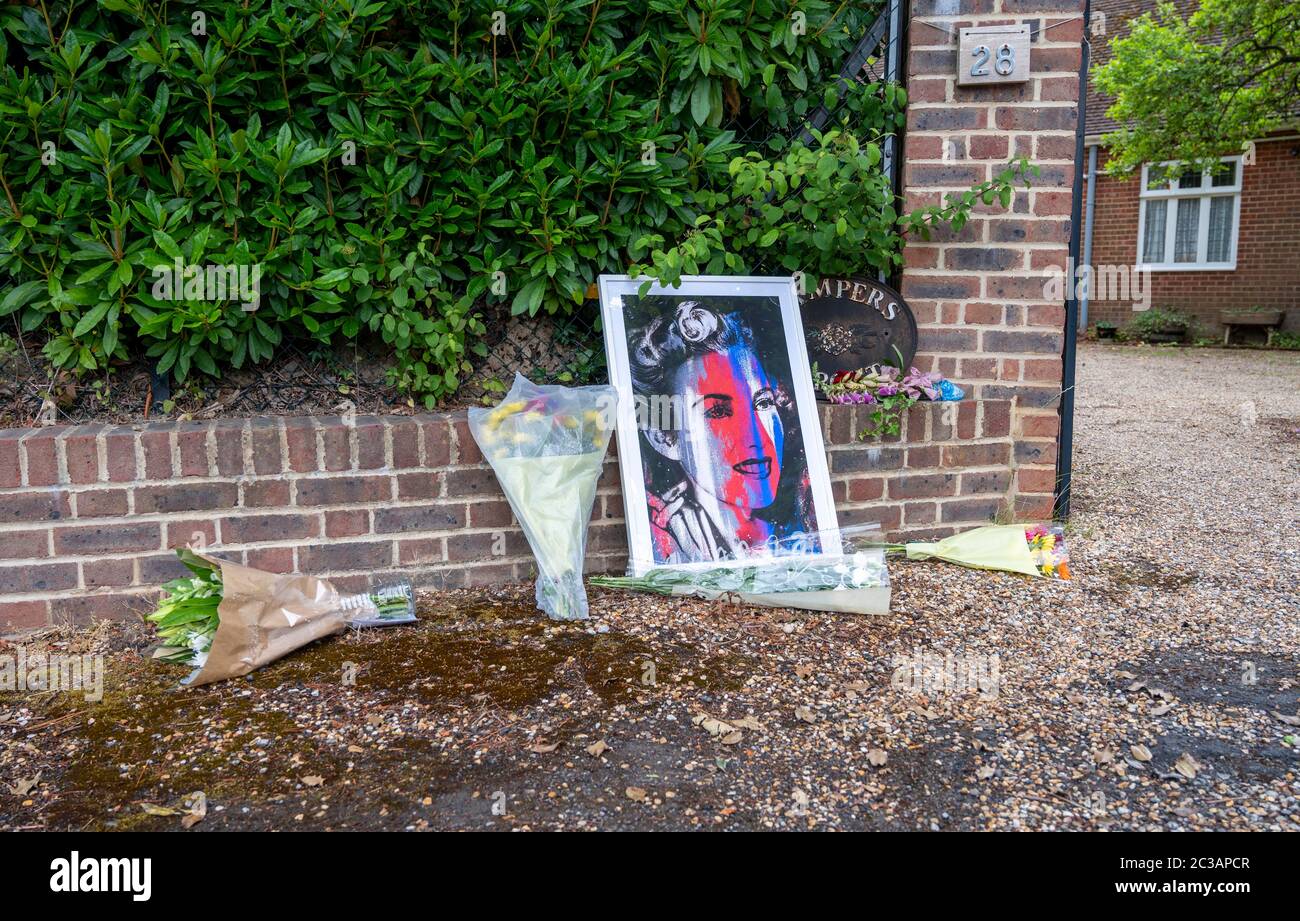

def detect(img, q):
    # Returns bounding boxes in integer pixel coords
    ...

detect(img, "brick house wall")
[1085,136,1300,333]
[901,0,1082,520]
[0,2,1082,630]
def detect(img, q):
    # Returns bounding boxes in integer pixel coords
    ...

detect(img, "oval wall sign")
[799,276,918,377]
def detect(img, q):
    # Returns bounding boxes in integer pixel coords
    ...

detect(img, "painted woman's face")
[671,344,784,511]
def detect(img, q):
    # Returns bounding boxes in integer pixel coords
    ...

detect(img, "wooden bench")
[1221,309,1285,346]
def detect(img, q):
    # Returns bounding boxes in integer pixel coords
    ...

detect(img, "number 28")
[971,43,1016,77]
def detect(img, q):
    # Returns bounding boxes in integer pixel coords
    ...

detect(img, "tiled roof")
[1086,0,1202,138]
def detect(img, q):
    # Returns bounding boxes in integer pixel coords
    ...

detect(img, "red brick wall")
[1086,136,1300,332]
[901,0,1081,521]
[0,402,1022,629]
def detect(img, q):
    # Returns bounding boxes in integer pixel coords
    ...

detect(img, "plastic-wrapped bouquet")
[592,524,890,614]
[469,374,616,621]
[1024,524,1071,579]
[592,551,889,614]
[894,524,1072,580]
[147,548,416,685]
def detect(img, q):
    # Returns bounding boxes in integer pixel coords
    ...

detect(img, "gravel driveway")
[2,343,1298,831]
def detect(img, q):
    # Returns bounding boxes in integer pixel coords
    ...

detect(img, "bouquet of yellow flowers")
[894,524,1071,580]
[470,374,616,620]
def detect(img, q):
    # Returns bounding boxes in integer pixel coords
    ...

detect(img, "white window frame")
[1136,155,1242,271]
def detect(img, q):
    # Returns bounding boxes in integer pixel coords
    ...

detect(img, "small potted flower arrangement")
[1120,307,1192,344]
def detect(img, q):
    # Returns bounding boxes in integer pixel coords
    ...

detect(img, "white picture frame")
[599,274,841,576]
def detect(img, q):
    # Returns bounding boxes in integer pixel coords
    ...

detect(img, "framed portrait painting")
[599,275,841,575]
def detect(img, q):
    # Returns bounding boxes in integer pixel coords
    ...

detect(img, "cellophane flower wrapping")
[469,373,616,620]
[593,523,891,614]
[905,523,1071,579]
[1024,524,1071,579]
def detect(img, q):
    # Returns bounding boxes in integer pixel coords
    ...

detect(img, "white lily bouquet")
[593,524,891,615]
[147,548,417,686]
[469,374,617,621]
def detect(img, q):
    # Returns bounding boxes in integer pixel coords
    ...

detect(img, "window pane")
[1146,165,1173,190]
[1143,200,1167,262]
[1177,170,1203,190]
[1211,162,1237,187]
[1173,197,1200,262]
[1207,196,1233,262]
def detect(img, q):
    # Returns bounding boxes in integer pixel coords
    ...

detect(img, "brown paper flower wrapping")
[185,553,352,687]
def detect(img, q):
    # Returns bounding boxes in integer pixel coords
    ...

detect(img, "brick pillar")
[901,0,1083,519]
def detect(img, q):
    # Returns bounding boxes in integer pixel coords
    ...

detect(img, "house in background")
[1082,0,1300,341]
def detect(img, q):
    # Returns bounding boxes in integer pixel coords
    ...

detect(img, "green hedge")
[0,1,1023,405]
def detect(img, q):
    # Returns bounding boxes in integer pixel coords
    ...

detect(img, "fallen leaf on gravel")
[1173,753,1200,780]
[867,749,888,767]
[972,738,992,752]
[975,766,996,780]
[1116,671,1137,681]
[1130,744,1153,762]
[692,713,736,737]
[302,775,324,787]
[529,741,560,753]
[794,707,817,724]
[1271,711,1300,727]
[347,745,364,754]
[10,774,40,796]
[585,740,609,757]
[843,681,870,693]
[720,731,744,745]
[1093,749,1115,765]
[794,664,814,680]
[1151,702,1175,717]
[625,786,647,802]
[1127,680,1147,693]
[731,716,764,731]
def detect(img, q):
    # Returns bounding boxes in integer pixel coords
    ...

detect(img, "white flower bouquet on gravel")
[593,523,891,614]
[469,374,617,621]
[147,548,416,686]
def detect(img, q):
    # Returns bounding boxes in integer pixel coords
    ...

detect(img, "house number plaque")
[958,24,1030,86]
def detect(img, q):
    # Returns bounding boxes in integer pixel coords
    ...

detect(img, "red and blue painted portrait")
[627,296,820,564]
